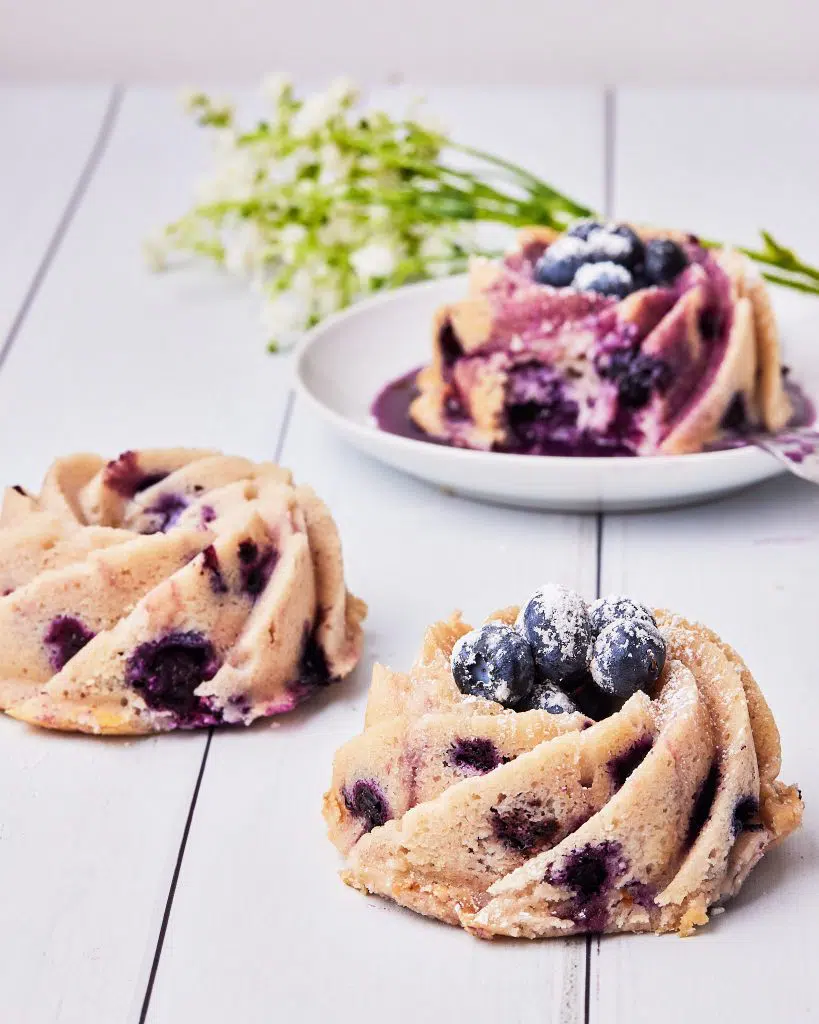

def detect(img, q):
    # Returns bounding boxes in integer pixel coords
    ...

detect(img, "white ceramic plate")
[294,275,818,512]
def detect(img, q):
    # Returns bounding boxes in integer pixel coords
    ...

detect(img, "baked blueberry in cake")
[400,223,796,455]
[324,585,802,938]
[0,449,365,734]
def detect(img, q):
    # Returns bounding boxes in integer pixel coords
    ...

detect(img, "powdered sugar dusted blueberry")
[587,224,644,271]
[590,619,666,698]
[534,236,590,288]
[516,584,591,687]
[518,682,579,715]
[573,261,634,298]
[566,219,602,241]
[589,595,656,635]
[451,623,535,708]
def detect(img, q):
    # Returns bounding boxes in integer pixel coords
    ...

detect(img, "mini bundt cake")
[389,223,797,456]
[0,449,365,734]
[324,585,802,938]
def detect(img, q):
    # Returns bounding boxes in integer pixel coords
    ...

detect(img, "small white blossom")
[224,220,266,277]
[179,88,205,113]
[326,76,358,108]
[278,223,307,256]
[350,241,399,281]
[260,292,310,343]
[407,99,447,136]
[318,216,358,247]
[260,72,292,105]
[292,93,337,137]
[420,234,454,263]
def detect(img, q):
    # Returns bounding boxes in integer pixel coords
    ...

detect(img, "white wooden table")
[0,84,816,1024]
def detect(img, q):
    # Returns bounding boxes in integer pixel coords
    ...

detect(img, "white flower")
[420,234,454,263]
[318,216,358,247]
[260,72,292,106]
[179,88,205,113]
[318,144,351,186]
[350,241,399,281]
[277,223,307,259]
[326,76,358,108]
[368,204,390,225]
[260,291,310,343]
[292,93,337,137]
[407,98,447,136]
[291,77,358,137]
[224,221,266,277]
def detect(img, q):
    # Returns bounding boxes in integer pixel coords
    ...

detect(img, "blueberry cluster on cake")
[408,222,794,455]
[0,449,365,734]
[324,584,802,938]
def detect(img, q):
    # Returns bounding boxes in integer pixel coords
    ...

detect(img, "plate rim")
[293,275,778,475]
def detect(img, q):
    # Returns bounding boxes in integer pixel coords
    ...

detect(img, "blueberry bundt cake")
[391,222,796,456]
[324,585,802,938]
[0,449,365,734]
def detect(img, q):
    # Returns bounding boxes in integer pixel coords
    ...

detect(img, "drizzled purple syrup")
[373,369,815,458]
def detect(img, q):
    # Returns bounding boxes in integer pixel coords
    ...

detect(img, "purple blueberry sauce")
[686,761,720,846]
[343,779,391,832]
[200,545,228,594]
[372,245,816,458]
[104,451,168,498]
[371,369,448,446]
[44,615,96,670]
[490,800,558,853]
[200,504,217,527]
[237,540,278,598]
[143,492,188,533]
[448,737,502,775]
[607,735,653,791]
[125,631,222,725]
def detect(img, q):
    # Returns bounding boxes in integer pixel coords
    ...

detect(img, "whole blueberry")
[518,682,579,715]
[516,584,592,686]
[534,236,590,288]
[573,261,634,299]
[617,353,671,409]
[589,595,656,635]
[451,623,535,708]
[566,219,602,241]
[644,238,688,286]
[587,224,644,271]
[590,619,666,698]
